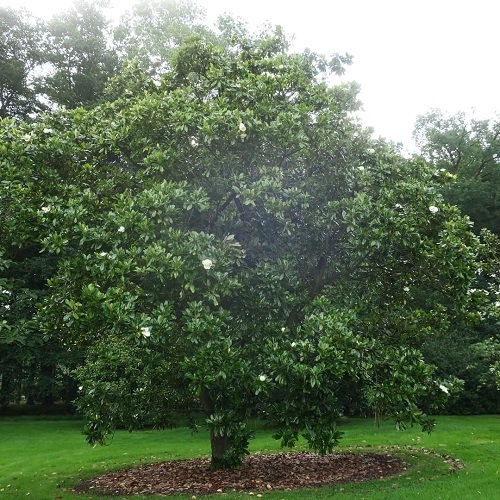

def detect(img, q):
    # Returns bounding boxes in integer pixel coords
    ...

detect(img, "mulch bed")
[73,451,406,496]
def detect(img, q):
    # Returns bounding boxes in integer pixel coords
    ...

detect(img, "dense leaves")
[38,0,119,108]
[25,27,483,469]
[414,110,500,234]
[1,0,496,471]
[0,7,46,119]
[414,111,500,411]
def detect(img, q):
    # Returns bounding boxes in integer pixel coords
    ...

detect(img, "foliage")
[20,25,484,469]
[413,111,500,412]
[422,327,499,414]
[113,0,212,75]
[0,117,83,407]
[0,6,46,119]
[1,0,493,471]
[36,0,119,108]
[414,110,500,234]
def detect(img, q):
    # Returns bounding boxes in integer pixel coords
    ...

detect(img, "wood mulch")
[73,451,406,496]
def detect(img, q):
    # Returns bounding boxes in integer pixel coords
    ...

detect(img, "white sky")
[3,0,500,150]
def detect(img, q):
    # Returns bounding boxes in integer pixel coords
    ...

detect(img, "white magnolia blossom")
[366,148,375,154]
[117,226,125,233]
[202,258,213,270]
[99,251,108,257]
[395,203,404,209]
[141,326,151,338]
[429,205,439,214]
[41,206,51,213]
[357,166,365,171]
[281,327,286,332]
[258,374,266,382]
[190,136,198,147]
[23,133,31,142]
[403,286,410,292]
[43,128,53,134]
[291,342,297,348]
[439,384,449,394]
[238,122,246,133]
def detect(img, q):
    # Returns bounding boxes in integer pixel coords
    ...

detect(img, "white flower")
[238,123,246,133]
[366,148,375,154]
[278,64,284,70]
[291,342,297,348]
[202,258,213,270]
[141,326,151,338]
[395,203,403,209]
[152,79,161,87]
[357,166,365,171]
[403,286,410,292]
[429,205,439,213]
[281,327,286,333]
[23,133,31,142]
[258,375,266,382]
[41,206,51,213]
[43,128,53,134]
[99,251,108,257]
[78,386,83,391]
[190,136,198,147]
[439,384,449,394]
[117,226,125,233]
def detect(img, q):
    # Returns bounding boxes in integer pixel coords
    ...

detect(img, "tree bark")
[209,432,232,469]
[200,388,232,469]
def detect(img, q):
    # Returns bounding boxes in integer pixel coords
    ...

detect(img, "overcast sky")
[3,0,500,151]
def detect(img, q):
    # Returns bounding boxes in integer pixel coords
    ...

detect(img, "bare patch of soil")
[73,451,406,496]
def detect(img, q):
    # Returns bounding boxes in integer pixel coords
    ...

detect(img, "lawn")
[0,415,498,499]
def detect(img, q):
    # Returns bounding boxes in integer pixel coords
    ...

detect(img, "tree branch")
[207,192,236,231]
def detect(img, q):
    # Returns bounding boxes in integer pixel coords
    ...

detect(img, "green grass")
[0,415,498,499]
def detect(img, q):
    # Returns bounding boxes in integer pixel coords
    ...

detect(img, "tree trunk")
[0,373,11,407]
[200,388,232,469]
[209,431,232,470]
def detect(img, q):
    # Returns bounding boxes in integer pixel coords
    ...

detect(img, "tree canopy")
[1,0,497,471]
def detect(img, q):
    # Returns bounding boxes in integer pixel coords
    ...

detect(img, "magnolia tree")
[24,29,483,469]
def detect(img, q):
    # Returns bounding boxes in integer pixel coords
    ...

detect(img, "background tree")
[113,0,212,76]
[0,117,82,409]
[0,7,46,119]
[413,110,500,413]
[37,0,118,108]
[413,110,500,234]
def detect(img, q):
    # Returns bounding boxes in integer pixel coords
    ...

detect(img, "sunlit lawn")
[0,415,498,499]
